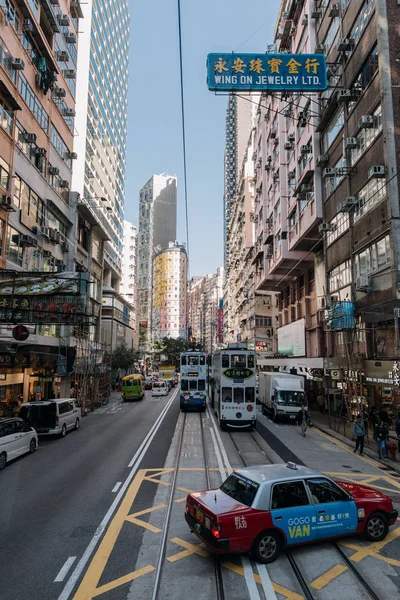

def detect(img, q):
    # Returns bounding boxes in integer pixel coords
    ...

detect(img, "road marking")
[311,564,347,590]
[222,562,303,600]
[92,565,155,598]
[255,563,278,600]
[166,537,209,562]
[58,387,179,600]
[111,482,122,493]
[54,557,77,583]
[207,406,262,600]
[126,504,168,533]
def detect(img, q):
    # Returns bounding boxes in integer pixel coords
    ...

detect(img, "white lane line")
[207,407,261,600]
[54,557,76,583]
[268,419,280,428]
[58,387,179,600]
[111,481,122,493]
[256,563,278,600]
[242,557,263,599]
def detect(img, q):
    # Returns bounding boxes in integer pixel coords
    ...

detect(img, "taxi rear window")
[220,473,259,507]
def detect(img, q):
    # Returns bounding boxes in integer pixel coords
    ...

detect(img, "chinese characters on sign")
[0,295,86,324]
[223,368,254,380]
[207,53,328,92]
[234,516,247,530]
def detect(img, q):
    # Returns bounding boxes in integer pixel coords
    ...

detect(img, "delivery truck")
[258,372,306,422]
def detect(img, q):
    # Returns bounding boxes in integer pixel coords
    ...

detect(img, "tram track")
[200,413,226,600]
[228,429,381,600]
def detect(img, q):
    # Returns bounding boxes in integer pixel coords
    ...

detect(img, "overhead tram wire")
[177,0,190,348]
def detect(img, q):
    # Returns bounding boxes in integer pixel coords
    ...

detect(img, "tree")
[111,343,136,372]
[153,337,188,367]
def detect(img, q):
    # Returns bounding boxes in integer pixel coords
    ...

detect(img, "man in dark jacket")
[297,406,310,436]
[352,415,365,455]
[374,421,389,459]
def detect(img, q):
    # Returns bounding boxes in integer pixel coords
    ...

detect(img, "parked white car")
[0,417,38,470]
[19,398,81,437]
[152,382,168,397]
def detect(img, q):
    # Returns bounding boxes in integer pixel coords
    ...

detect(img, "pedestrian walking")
[352,415,365,455]
[297,406,310,437]
[374,421,389,459]
[111,378,116,391]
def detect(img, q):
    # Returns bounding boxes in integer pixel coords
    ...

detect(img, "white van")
[19,398,81,437]
[152,382,168,397]
[0,417,38,470]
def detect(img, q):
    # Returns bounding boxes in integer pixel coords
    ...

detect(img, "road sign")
[207,53,328,92]
[12,325,30,341]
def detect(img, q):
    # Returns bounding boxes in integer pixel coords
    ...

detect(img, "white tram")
[212,343,257,429]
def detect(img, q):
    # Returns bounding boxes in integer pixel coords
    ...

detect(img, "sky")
[125,0,281,277]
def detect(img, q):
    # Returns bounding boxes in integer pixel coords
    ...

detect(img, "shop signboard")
[363,360,400,386]
[0,295,86,324]
[207,53,328,92]
[278,319,306,357]
[255,340,272,352]
[218,308,223,343]
[0,271,87,296]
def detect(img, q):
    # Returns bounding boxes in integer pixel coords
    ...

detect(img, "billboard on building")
[0,295,86,324]
[278,319,306,357]
[218,307,223,343]
[0,271,87,296]
[207,53,327,92]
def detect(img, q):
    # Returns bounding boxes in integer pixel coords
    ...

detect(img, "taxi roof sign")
[287,461,298,470]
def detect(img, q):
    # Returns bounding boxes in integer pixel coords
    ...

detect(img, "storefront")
[0,373,24,417]
[363,360,400,419]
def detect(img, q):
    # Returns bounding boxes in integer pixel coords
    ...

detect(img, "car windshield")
[277,391,306,406]
[220,474,259,507]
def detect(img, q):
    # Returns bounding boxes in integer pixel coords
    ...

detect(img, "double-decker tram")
[180,351,207,411]
[213,343,256,429]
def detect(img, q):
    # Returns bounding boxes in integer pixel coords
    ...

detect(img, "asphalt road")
[0,388,180,600]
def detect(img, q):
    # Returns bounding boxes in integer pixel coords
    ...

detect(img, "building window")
[0,0,19,32]
[13,175,44,225]
[18,74,48,132]
[353,176,386,223]
[0,37,16,82]
[326,213,350,247]
[323,156,347,199]
[0,156,10,190]
[50,125,72,169]
[355,235,391,278]
[322,108,344,152]
[323,16,340,56]
[350,105,382,166]
[6,226,23,266]
[255,316,272,328]
[348,0,374,49]
[328,260,352,295]
[350,45,379,105]
[0,99,13,136]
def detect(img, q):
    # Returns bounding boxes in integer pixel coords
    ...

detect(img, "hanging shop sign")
[0,295,86,324]
[363,360,399,386]
[207,53,328,92]
[0,271,88,296]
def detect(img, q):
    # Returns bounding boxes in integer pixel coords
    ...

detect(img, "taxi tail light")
[211,526,220,539]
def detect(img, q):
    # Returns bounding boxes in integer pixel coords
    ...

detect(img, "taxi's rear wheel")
[252,530,281,564]
[364,512,389,541]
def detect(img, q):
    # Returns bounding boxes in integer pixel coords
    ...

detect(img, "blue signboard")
[207,53,327,92]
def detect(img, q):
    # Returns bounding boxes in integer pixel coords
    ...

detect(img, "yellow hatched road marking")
[72,469,147,600]
[125,517,161,534]
[176,486,194,494]
[92,565,155,598]
[222,561,304,600]
[144,477,171,486]
[310,565,347,590]
[167,537,209,562]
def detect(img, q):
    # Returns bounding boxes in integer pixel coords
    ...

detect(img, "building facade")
[223,94,254,272]
[72,0,130,293]
[189,267,224,354]
[120,220,137,340]
[137,173,177,351]
[245,0,400,414]
[0,0,83,410]
[152,242,187,342]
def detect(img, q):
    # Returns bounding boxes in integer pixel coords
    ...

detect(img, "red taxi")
[185,463,398,563]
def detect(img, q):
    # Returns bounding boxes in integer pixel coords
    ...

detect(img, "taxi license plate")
[290,415,296,419]
[195,508,204,524]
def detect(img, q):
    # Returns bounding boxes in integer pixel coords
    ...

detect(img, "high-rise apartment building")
[189,268,224,354]
[120,220,137,339]
[137,174,177,351]
[72,0,130,292]
[223,94,253,272]
[152,242,187,342]
[246,0,400,413]
[0,0,82,405]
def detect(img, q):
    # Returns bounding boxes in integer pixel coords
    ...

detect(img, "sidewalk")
[309,409,400,474]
